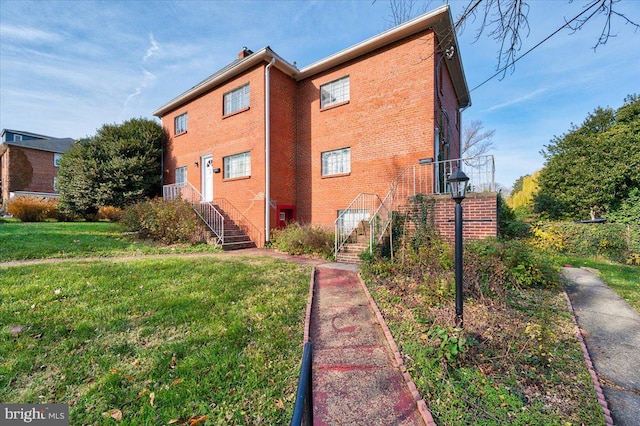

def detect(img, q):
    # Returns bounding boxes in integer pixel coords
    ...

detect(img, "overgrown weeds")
[361,223,602,424]
[269,222,334,259]
[120,198,206,244]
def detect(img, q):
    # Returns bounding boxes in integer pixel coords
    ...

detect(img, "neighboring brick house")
[154,5,497,253]
[0,129,75,207]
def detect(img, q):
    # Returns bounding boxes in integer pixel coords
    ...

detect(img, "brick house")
[0,129,74,208]
[154,5,497,256]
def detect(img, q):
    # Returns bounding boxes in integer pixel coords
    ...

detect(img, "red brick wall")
[161,64,298,246]
[4,146,59,194]
[296,30,448,227]
[431,193,498,241]
[269,67,298,226]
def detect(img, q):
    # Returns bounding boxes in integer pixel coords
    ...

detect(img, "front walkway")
[563,267,640,426]
[310,263,433,425]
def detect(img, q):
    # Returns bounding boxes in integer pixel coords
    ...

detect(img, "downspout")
[265,57,276,243]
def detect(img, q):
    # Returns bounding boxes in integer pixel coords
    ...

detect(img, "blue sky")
[1,0,638,188]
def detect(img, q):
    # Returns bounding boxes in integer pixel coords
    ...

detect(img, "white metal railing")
[334,155,495,260]
[334,193,384,256]
[163,182,224,244]
[392,155,495,208]
[213,198,262,246]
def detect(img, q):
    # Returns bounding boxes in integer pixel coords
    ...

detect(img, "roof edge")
[153,47,298,117]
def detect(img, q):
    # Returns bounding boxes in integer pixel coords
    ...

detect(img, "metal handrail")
[334,193,382,256]
[213,198,262,246]
[163,183,225,243]
[291,342,313,426]
[369,188,394,254]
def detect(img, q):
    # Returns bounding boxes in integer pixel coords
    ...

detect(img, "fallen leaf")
[276,399,285,410]
[110,368,119,374]
[170,378,184,387]
[149,392,155,407]
[132,359,140,366]
[138,389,150,397]
[125,375,135,382]
[187,415,209,425]
[102,408,122,422]
[167,419,181,425]
[170,354,176,369]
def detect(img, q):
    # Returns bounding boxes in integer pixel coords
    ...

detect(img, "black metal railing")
[290,342,313,425]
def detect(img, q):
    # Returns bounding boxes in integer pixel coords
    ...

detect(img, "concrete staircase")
[335,221,370,264]
[214,204,256,251]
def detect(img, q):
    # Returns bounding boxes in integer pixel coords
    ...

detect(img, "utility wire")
[469,0,604,93]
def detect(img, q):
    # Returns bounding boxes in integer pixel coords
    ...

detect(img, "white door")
[201,154,213,202]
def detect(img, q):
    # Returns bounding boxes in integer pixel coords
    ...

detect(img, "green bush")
[498,193,530,239]
[532,222,637,263]
[269,222,334,259]
[464,238,559,300]
[120,198,205,244]
[6,196,59,222]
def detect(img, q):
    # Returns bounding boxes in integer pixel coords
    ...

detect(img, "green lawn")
[0,222,220,262]
[1,256,311,424]
[554,255,640,311]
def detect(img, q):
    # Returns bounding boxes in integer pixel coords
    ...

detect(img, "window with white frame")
[223,152,251,179]
[176,166,187,184]
[54,153,63,167]
[14,134,22,141]
[320,76,350,108]
[223,83,250,115]
[321,147,350,176]
[175,113,187,134]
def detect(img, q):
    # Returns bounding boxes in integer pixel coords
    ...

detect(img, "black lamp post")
[449,168,469,328]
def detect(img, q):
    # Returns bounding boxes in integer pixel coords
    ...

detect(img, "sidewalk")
[309,263,432,425]
[562,267,640,426]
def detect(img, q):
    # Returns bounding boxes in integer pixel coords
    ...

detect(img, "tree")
[57,118,166,217]
[534,95,640,221]
[384,0,638,74]
[461,120,495,157]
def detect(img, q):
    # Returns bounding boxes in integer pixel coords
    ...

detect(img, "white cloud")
[483,88,548,113]
[143,33,160,61]
[0,23,62,43]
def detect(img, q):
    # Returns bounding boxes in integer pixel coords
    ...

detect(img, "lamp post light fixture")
[449,168,469,328]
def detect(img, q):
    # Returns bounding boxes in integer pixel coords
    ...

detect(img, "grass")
[0,222,220,262]
[362,268,605,425]
[553,255,640,311]
[1,256,311,424]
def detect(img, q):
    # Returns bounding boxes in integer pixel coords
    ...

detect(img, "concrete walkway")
[309,263,432,425]
[562,267,640,426]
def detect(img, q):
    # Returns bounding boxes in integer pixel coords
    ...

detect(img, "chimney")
[238,47,253,59]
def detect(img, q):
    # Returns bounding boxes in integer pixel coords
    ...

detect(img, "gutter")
[264,57,276,243]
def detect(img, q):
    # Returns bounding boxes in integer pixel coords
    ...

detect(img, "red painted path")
[310,264,433,425]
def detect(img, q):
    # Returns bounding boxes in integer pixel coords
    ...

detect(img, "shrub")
[98,206,125,222]
[498,193,530,239]
[531,222,636,262]
[6,196,59,222]
[269,222,334,259]
[120,198,205,244]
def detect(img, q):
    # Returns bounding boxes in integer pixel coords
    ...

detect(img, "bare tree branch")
[462,120,495,157]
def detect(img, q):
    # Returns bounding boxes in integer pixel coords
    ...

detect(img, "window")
[14,134,22,141]
[54,153,63,167]
[321,147,350,176]
[223,83,250,115]
[223,152,251,179]
[176,166,187,184]
[320,76,350,108]
[175,113,187,135]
